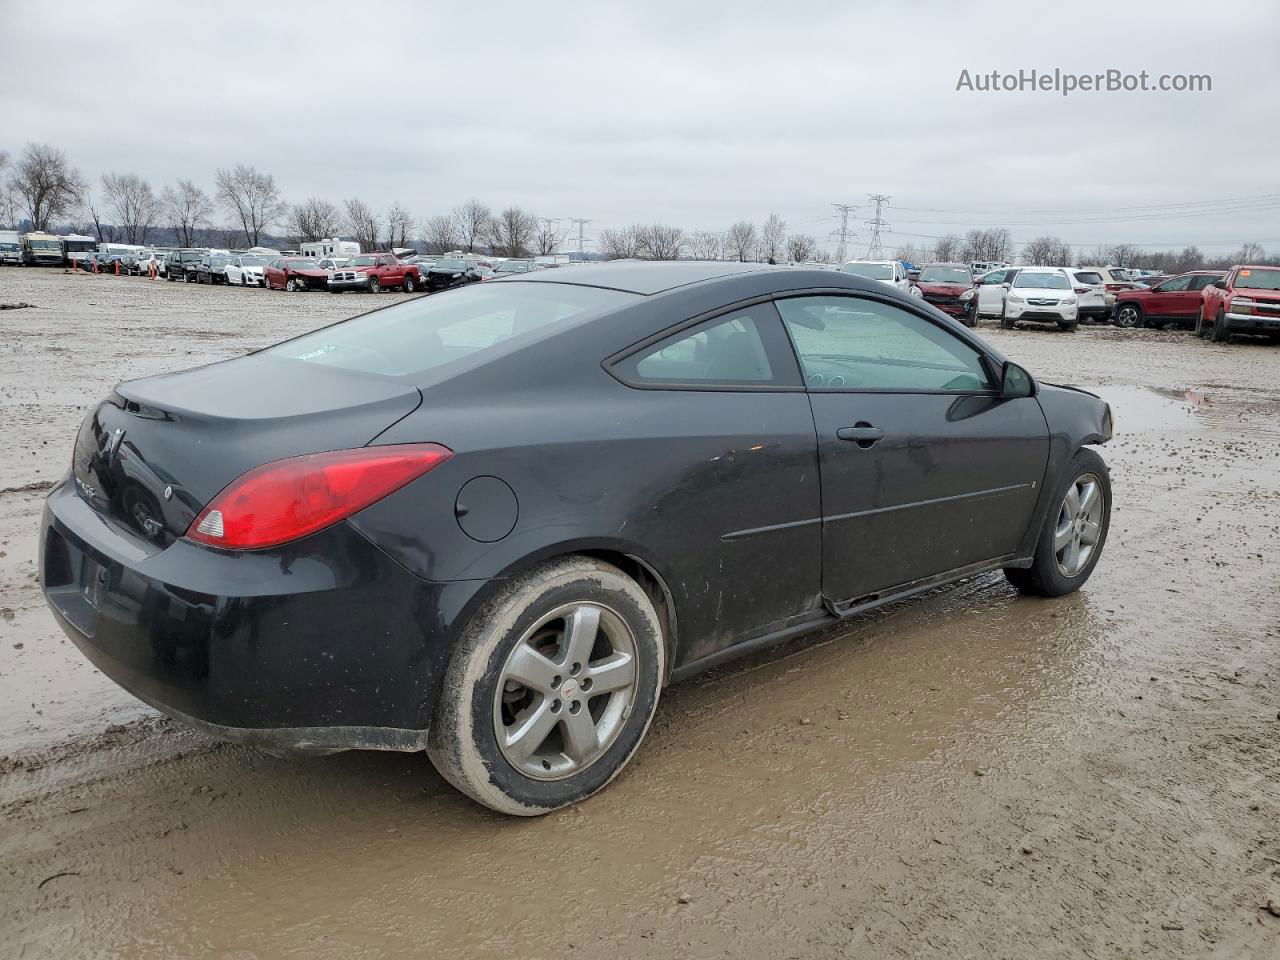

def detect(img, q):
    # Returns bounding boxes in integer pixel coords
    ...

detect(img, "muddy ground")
[1,268,1278,959]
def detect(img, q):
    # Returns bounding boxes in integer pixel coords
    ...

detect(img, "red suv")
[1197,265,1280,341]
[1111,271,1226,330]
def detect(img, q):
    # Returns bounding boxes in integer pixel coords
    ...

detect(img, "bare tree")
[930,234,962,261]
[161,180,213,247]
[100,172,161,244]
[760,213,787,262]
[422,214,462,254]
[534,217,567,256]
[8,143,86,230]
[0,184,20,229]
[288,197,341,244]
[787,234,818,263]
[598,226,641,260]
[452,199,491,253]
[386,202,415,248]
[635,223,684,261]
[687,230,725,261]
[1235,241,1266,264]
[1022,235,1071,266]
[82,190,119,243]
[726,221,757,262]
[1174,245,1204,272]
[1106,243,1139,268]
[214,164,285,247]
[343,197,380,251]
[488,206,537,258]
[961,228,1011,264]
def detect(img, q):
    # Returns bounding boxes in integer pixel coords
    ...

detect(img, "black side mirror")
[1211,279,1226,288]
[1001,361,1035,399]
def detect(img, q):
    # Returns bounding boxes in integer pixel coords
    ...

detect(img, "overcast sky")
[4,0,1279,256]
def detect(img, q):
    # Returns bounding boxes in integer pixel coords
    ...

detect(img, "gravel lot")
[2,268,1278,959]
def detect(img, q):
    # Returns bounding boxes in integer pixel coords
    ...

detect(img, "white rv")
[0,230,21,265]
[300,238,361,259]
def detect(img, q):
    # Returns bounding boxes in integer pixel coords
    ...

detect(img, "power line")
[830,203,857,263]
[865,194,890,259]
[893,192,1280,216]
[568,217,592,255]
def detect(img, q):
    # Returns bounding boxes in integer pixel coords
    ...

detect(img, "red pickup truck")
[1196,264,1280,342]
[326,253,420,293]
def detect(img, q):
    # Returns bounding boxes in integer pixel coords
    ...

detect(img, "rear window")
[1073,272,1103,284]
[267,282,636,378]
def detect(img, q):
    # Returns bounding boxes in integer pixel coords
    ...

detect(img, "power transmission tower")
[568,217,592,257]
[865,194,890,259]
[829,203,857,263]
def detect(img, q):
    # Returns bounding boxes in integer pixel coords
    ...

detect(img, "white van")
[0,229,21,265]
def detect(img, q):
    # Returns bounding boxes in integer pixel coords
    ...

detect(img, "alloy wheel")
[1054,473,1104,577]
[493,602,639,781]
[1115,305,1140,328]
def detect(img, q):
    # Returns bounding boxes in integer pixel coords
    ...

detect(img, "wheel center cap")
[561,678,579,698]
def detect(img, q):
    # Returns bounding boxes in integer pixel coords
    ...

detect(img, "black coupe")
[40,262,1113,814]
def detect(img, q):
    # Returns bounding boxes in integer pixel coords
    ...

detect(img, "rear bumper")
[39,481,467,754]
[1225,311,1280,332]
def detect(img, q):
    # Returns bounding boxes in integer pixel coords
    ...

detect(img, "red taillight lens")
[186,443,452,550]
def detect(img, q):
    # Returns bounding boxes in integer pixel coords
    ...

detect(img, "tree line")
[1,142,1274,269]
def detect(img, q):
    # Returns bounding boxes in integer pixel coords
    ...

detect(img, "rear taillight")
[1073,286,1090,294]
[186,443,452,550]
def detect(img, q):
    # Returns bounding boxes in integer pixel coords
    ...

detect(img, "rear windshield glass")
[1235,268,1280,291]
[1073,272,1103,284]
[267,282,636,378]
[840,262,893,280]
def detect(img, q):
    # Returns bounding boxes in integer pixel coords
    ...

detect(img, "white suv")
[840,259,914,295]
[1001,269,1080,331]
[1064,268,1112,323]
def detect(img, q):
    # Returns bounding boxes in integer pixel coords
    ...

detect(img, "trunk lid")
[71,354,421,547]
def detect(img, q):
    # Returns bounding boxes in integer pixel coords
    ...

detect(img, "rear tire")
[427,557,664,816]
[1005,448,1110,597]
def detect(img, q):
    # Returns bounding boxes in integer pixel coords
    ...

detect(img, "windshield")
[918,266,971,284]
[208,257,229,267]
[434,258,466,270]
[1109,269,1133,281]
[348,256,377,267]
[268,283,635,379]
[285,258,319,269]
[29,239,59,250]
[840,262,893,280]
[1013,272,1071,290]
[1235,268,1280,291]
[0,242,18,251]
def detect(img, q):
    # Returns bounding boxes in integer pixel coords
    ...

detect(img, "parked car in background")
[1197,265,1280,342]
[491,259,538,278]
[839,259,913,294]
[1130,275,1170,288]
[1001,269,1079,331]
[1079,266,1143,294]
[423,256,486,292]
[39,261,1113,815]
[0,229,23,265]
[961,266,1021,322]
[263,256,329,291]
[913,263,974,323]
[1063,268,1112,324]
[130,251,166,277]
[316,257,350,273]
[225,254,270,286]
[166,249,208,282]
[326,253,421,293]
[195,254,233,284]
[1112,271,1226,329]
[970,260,1011,275]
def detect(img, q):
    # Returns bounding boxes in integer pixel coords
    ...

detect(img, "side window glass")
[1157,276,1192,292]
[617,306,776,385]
[776,296,995,392]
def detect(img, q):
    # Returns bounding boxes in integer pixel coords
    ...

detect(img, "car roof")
[516,260,781,295]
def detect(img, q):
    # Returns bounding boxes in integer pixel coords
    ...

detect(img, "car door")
[1183,274,1220,320]
[608,301,822,663]
[775,293,1049,607]
[977,269,1011,316]
[226,257,241,284]
[1145,275,1193,320]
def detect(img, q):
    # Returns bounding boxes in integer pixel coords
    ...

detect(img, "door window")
[614,306,779,386]
[1153,275,1192,292]
[1186,275,1219,291]
[777,296,994,392]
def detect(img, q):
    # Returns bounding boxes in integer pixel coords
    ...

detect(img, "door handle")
[836,424,884,448]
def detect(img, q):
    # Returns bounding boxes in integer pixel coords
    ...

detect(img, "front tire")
[999,303,1015,329]
[427,556,664,816]
[1209,307,1230,343]
[1005,448,1110,597]
[1058,319,1078,332]
[368,277,381,294]
[285,278,297,292]
[403,274,416,293]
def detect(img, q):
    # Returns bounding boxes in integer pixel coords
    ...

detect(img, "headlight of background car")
[959,288,974,301]
[1230,298,1255,315]
[1008,294,1024,304]
[1062,296,1077,306]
